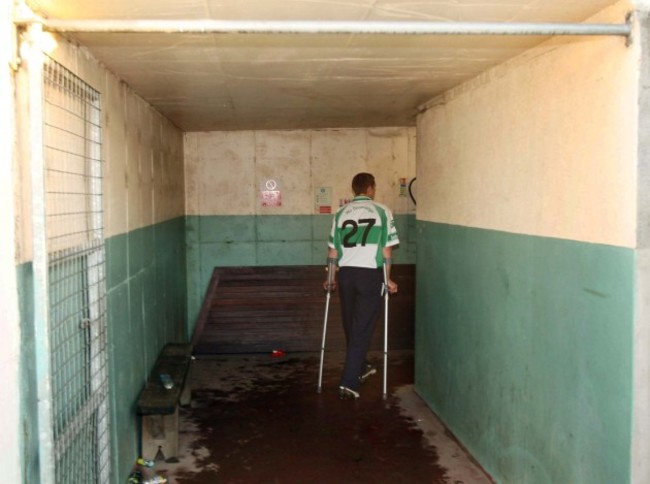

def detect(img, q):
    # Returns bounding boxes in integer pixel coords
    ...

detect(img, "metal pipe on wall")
[25,22,56,484]
[18,18,632,37]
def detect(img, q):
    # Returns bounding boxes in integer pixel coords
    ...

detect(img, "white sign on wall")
[315,186,332,214]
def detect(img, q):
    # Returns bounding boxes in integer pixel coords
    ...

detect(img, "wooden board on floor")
[192,265,415,355]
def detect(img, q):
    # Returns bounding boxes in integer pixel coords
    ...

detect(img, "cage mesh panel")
[44,57,110,484]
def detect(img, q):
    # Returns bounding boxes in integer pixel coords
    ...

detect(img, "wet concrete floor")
[152,351,493,483]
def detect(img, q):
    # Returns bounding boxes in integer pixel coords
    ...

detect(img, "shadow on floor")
[152,350,492,483]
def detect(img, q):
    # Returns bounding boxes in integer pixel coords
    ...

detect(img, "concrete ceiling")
[26,0,618,131]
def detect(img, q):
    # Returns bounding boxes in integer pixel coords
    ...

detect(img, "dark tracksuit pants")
[338,266,383,390]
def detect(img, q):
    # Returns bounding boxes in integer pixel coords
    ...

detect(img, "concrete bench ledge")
[136,343,193,462]
[137,343,193,415]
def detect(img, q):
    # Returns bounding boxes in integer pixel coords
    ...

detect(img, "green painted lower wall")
[106,216,187,483]
[16,215,633,482]
[16,263,38,484]
[15,216,188,484]
[415,221,633,483]
[185,214,416,334]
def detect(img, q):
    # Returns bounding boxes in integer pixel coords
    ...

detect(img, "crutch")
[317,261,336,393]
[382,261,390,400]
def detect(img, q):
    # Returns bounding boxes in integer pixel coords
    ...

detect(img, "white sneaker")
[359,364,377,384]
[338,386,360,399]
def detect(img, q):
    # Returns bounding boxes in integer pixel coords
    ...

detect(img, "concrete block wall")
[12,35,187,483]
[184,128,416,333]
[414,2,638,482]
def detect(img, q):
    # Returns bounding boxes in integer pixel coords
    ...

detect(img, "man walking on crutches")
[321,172,399,399]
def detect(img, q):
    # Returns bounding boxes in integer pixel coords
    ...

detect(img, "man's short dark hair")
[351,173,375,195]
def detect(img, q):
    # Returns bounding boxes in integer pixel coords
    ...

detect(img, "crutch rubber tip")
[317,387,322,394]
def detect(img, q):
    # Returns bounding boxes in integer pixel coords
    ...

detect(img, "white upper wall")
[185,127,416,217]
[14,31,185,263]
[417,0,637,247]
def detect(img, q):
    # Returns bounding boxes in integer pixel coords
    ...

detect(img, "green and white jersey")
[328,195,399,269]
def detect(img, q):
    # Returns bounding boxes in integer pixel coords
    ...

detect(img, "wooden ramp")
[192,265,415,355]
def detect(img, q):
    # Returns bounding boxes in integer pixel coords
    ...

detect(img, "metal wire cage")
[43,57,111,484]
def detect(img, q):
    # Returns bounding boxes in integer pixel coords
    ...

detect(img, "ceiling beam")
[15,18,632,38]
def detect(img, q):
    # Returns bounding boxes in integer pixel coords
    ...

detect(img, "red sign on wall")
[261,190,282,207]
